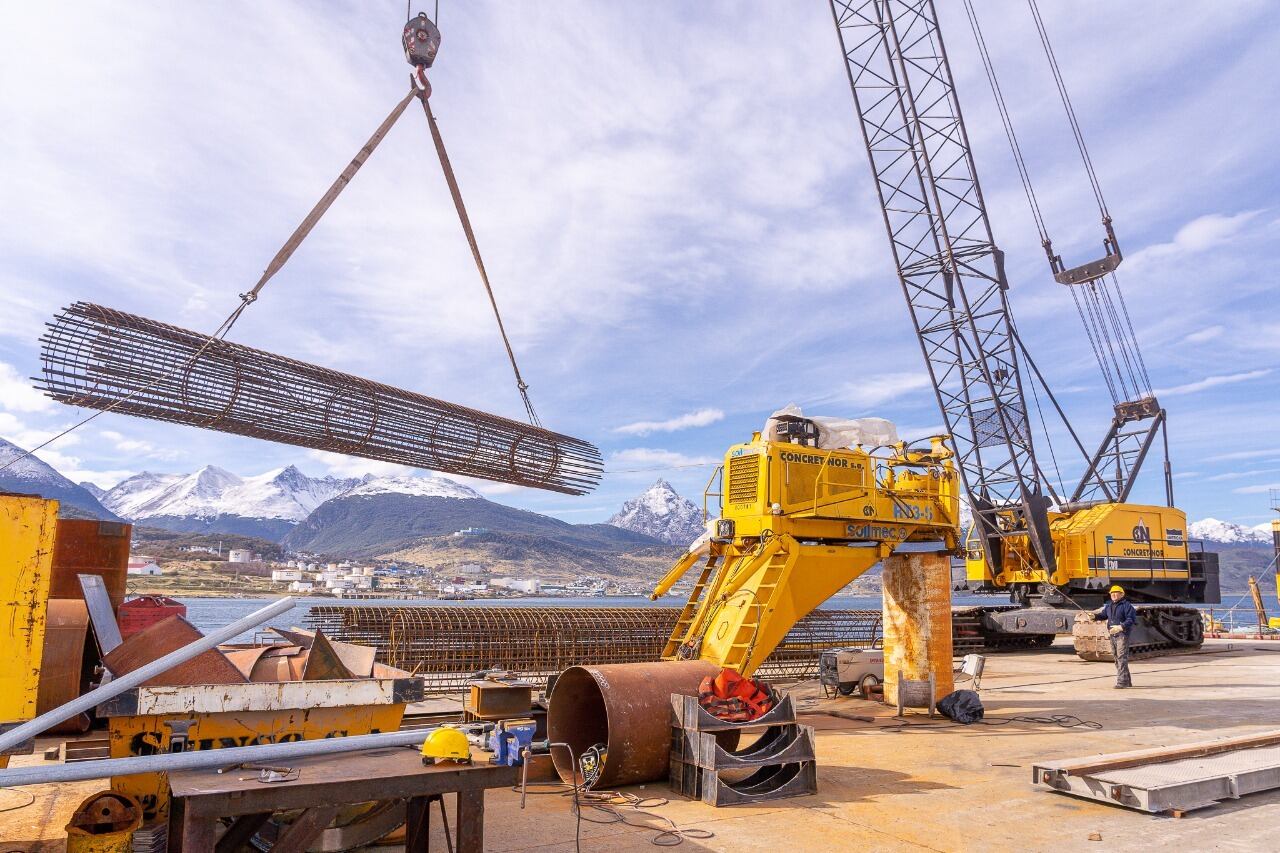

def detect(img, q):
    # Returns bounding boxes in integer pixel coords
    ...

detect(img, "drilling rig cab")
[963,503,1220,611]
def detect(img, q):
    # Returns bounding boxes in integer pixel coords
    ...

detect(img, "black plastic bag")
[938,689,984,724]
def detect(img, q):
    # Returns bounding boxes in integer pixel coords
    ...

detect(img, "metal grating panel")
[727,456,761,504]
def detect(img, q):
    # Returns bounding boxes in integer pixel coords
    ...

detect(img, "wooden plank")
[1052,730,1280,776]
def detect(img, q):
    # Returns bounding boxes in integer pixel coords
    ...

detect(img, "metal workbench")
[167,746,517,851]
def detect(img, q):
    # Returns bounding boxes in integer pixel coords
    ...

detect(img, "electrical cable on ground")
[0,787,35,813]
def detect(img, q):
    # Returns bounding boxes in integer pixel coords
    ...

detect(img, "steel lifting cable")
[416,90,542,427]
[0,91,420,476]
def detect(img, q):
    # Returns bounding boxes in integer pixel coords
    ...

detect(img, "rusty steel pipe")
[547,660,719,787]
[37,303,602,495]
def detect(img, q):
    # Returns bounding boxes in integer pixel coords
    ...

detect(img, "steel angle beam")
[37,303,603,495]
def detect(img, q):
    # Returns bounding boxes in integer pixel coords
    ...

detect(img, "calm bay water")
[180,593,1002,642]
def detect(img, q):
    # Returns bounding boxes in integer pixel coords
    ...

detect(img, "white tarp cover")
[764,403,899,450]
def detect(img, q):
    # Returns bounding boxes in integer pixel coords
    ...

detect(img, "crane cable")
[0,91,418,476]
[961,0,1152,410]
[6,8,542,477]
[417,91,542,428]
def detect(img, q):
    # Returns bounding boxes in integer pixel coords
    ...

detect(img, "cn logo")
[1132,519,1151,545]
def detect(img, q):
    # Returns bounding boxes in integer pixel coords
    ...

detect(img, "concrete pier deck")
[3,638,1278,851]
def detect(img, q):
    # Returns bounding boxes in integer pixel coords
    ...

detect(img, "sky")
[1,1,1277,527]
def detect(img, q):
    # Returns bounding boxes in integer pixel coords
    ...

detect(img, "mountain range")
[3,434,1275,584]
[0,438,121,520]
[99,465,360,540]
[608,479,705,546]
[1187,517,1274,545]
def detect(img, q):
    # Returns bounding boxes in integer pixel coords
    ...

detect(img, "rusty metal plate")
[36,599,91,734]
[302,631,355,681]
[103,616,247,686]
[49,518,132,610]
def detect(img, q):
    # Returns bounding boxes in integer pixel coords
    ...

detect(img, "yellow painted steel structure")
[0,495,58,735]
[652,433,958,675]
[106,683,409,823]
[964,502,1193,590]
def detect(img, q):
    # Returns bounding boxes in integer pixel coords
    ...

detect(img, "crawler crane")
[829,0,1217,659]
[652,1,1218,670]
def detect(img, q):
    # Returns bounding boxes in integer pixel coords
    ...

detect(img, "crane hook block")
[402,12,441,69]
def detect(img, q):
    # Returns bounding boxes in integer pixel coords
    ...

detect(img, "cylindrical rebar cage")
[38,303,603,495]
[303,605,882,694]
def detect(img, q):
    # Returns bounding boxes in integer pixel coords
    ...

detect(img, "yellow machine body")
[965,502,1192,590]
[0,495,58,736]
[107,687,407,823]
[1272,513,1279,609]
[652,433,958,675]
[421,725,472,764]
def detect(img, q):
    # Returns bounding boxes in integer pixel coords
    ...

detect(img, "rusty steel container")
[117,596,188,640]
[547,660,718,787]
[882,552,954,707]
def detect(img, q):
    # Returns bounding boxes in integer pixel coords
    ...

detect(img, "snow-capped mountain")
[342,474,481,500]
[79,481,108,501]
[0,438,121,520]
[1189,517,1273,545]
[101,465,360,541]
[609,479,705,547]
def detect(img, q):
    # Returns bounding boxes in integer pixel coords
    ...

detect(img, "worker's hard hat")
[421,726,471,765]
[1109,585,1124,594]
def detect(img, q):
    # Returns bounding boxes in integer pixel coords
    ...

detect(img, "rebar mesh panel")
[304,605,882,694]
[38,303,602,495]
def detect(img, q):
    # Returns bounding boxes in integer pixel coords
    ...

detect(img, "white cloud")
[1128,211,1261,268]
[1207,448,1280,462]
[98,429,181,461]
[608,448,717,472]
[1234,482,1280,495]
[1154,368,1271,397]
[615,408,724,436]
[811,373,934,411]
[305,450,414,480]
[1204,468,1280,483]
[1183,325,1224,344]
[0,362,52,413]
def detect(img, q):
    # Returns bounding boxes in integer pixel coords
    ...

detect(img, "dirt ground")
[3,638,1278,851]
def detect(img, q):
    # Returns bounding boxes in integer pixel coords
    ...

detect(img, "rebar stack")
[38,303,603,495]
[304,605,882,694]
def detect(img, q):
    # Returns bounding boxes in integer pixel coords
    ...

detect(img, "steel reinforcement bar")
[303,605,883,693]
[37,302,603,495]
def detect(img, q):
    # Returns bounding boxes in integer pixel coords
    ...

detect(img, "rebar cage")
[303,605,882,694]
[38,302,603,495]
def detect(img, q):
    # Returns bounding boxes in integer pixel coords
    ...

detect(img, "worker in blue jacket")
[1092,585,1137,688]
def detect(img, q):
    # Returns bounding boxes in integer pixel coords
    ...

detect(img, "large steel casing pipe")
[882,552,954,707]
[547,660,718,787]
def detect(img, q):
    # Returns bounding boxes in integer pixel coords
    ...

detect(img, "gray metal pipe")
[0,597,296,754]
[0,728,432,786]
